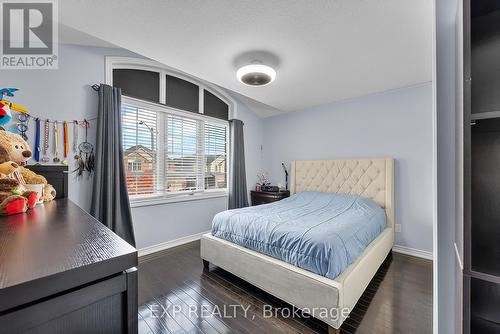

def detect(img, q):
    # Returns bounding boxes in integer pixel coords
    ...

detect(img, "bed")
[201,158,394,333]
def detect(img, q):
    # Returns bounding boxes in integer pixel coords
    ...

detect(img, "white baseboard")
[138,230,210,257]
[392,245,433,261]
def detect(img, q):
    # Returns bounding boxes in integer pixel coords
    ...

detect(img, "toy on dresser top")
[0,129,56,215]
[0,88,29,128]
[0,162,37,215]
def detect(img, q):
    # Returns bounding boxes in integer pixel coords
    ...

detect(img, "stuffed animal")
[0,88,29,127]
[21,167,56,201]
[0,161,38,215]
[0,129,56,202]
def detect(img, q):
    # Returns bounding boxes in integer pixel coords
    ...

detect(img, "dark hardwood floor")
[138,241,432,334]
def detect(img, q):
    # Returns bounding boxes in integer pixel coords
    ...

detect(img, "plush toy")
[0,88,29,127]
[0,129,56,202]
[21,168,56,202]
[0,161,38,215]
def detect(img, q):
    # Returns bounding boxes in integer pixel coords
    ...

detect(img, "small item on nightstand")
[256,170,270,190]
[262,185,279,192]
[255,184,261,192]
[282,162,289,190]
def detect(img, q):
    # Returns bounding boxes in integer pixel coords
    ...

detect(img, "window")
[122,101,228,200]
[111,58,232,204]
[113,69,160,103]
[204,122,227,189]
[204,90,229,120]
[166,115,202,192]
[122,104,158,196]
[165,74,199,112]
[128,160,142,172]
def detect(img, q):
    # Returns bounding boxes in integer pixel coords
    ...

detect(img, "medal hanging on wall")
[62,121,69,165]
[41,119,50,163]
[34,118,41,162]
[53,121,60,163]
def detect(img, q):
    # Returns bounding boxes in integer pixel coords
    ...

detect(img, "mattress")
[211,191,387,279]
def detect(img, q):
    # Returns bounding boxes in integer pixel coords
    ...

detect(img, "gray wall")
[132,197,226,249]
[0,43,265,250]
[262,83,434,253]
[0,44,135,211]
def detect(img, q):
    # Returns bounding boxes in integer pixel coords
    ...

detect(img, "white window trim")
[108,57,233,206]
[130,191,228,208]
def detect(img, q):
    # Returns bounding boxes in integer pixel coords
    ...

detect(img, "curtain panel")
[91,84,136,246]
[228,119,249,209]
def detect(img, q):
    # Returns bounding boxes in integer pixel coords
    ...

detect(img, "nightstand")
[250,190,290,206]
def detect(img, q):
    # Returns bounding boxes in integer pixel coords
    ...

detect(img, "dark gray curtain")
[228,119,249,209]
[91,84,136,246]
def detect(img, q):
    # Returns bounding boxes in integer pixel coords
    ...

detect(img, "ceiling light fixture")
[236,63,276,86]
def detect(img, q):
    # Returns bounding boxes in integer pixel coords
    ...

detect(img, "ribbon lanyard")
[34,118,41,162]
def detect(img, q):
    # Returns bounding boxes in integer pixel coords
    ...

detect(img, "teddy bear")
[0,161,38,215]
[0,129,56,202]
[19,167,56,202]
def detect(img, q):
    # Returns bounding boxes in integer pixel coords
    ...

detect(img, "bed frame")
[201,158,394,333]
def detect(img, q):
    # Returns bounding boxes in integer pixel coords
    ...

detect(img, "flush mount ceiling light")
[236,63,276,86]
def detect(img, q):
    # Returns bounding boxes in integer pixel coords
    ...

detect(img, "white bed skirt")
[201,227,394,329]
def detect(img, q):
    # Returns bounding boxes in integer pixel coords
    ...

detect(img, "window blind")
[204,122,227,190]
[122,105,159,196]
[166,115,203,192]
[121,101,228,199]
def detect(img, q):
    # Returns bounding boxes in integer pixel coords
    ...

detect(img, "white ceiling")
[59,0,433,117]
[59,24,117,49]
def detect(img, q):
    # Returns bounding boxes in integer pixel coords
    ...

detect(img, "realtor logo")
[1,0,58,69]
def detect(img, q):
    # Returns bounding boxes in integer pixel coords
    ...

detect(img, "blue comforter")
[211,192,387,279]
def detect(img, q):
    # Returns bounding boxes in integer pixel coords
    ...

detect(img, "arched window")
[106,57,233,205]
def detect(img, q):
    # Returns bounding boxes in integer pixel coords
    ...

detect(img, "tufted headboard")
[290,158,394,228]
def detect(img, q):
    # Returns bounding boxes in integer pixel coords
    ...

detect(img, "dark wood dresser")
[0,199,138,334]
[250,190,290,206]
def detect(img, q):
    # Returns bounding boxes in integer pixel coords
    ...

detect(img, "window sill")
[129,192,228,208]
